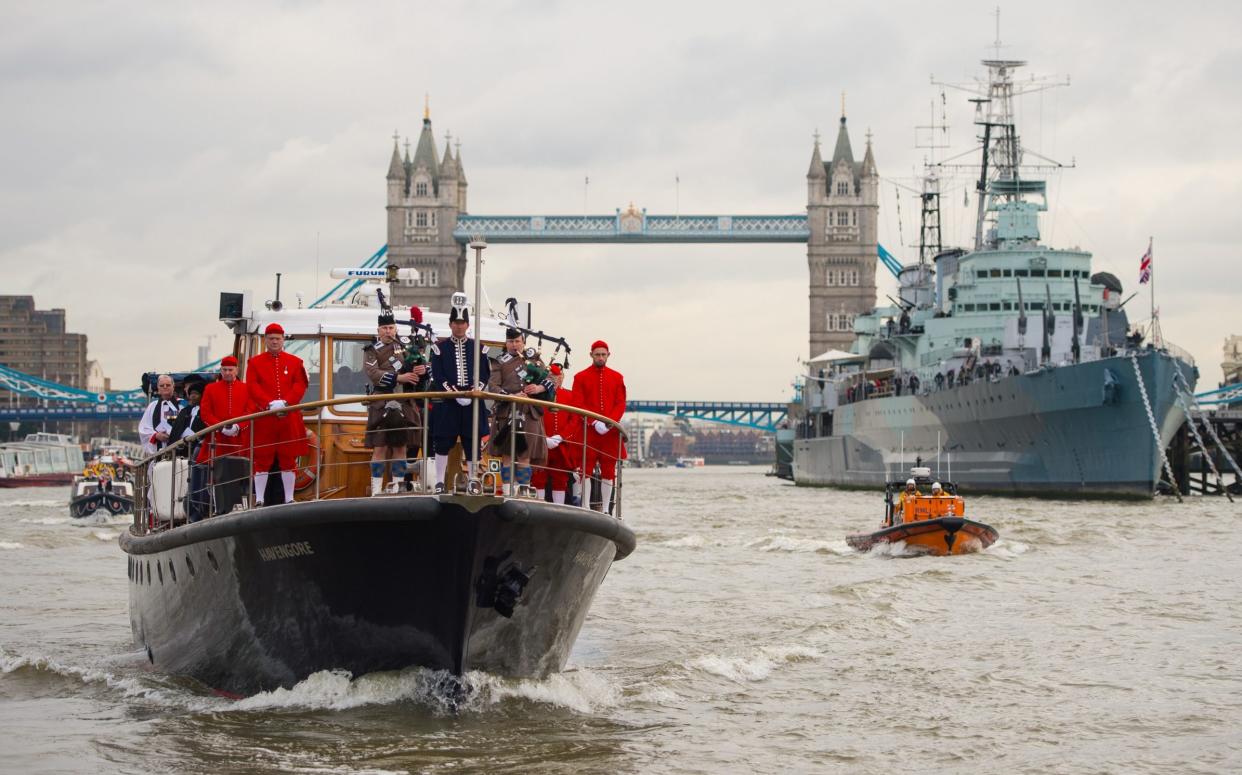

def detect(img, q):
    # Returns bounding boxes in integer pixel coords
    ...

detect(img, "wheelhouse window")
[329,338,373,413]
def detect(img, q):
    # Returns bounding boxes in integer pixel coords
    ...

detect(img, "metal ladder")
[1172,362,1242,500]
[1130,353,1182,502]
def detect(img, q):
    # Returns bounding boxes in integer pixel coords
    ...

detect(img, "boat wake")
[748,535,853,555]
[0,644,625,716]
[0,541,24,550]
[688,644,821,683]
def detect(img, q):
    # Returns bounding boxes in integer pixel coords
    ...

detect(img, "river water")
[1,468,1239,774]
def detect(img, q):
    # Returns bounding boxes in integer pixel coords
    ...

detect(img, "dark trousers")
[188,463,209,522]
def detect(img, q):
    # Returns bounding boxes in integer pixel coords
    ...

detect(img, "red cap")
[220,355,238,367]
[410,306,423,324]
[590,340,609,352]
[549,363,562,375]
[264,323,285,335]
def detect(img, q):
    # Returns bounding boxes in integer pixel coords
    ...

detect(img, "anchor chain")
[1131,353,1182,502]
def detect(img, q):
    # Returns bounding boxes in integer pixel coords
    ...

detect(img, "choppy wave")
[233,666,622,715]
[4,499,63,508]
[747,535,852,555]
[689,644,821,682]
[19,516,71,526]
[0,541,24,550]
[652,534,708,549]
[0,649,189,706]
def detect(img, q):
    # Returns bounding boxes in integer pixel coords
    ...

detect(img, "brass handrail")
[130,391,627,469]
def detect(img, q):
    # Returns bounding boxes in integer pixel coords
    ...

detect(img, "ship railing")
[126,391,628,536]
[1158,340,1196,367]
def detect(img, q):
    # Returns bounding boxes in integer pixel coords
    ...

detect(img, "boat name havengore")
[120,243,636,696]
[792,54,1197,498]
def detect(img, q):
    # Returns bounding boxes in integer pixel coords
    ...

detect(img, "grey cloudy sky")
[2,1,1239,400]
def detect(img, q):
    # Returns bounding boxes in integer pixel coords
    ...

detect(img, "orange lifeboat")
[846,468,998,556]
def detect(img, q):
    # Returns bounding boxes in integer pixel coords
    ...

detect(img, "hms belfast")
[793,56,1197,498]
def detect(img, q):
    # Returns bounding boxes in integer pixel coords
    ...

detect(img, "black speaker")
[219,292,245,320]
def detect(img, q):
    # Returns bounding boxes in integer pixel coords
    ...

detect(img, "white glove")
[221,424,240,437]
[593,420,608,435]
[268,400,287,410]
[456,397,472,406]
[546,434,562,449]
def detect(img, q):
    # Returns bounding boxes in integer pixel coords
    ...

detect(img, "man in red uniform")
[246,322,309,505]
[195,356,251,464]
[192,356,251,518]
[571,340,627,512]
[531,363,581,505]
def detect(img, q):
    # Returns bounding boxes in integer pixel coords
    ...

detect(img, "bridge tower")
[385,105,469,311]
[805,110,878,356]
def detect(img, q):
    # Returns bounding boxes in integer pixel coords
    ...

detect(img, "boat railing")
[126,391,628,536]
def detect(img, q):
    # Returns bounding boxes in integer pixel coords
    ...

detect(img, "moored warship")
[792,56,1197,498]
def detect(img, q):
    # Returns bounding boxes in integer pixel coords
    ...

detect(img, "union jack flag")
[1138,239,1153,285]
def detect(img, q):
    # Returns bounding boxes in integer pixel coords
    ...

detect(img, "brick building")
[0,295,89,408]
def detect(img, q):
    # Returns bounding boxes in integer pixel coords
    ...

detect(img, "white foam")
[92,531,120,542]
[632,685,680,704]
[985,538,1030,558]
[748,535,851,555]
[5,499,63,507]
[0,541,24,550]
[19,517,71,526]
[0,649,194,706]
[477,668,621,714]
[689,644,821,682]
[232,666,622,715]
[654,534,706,549]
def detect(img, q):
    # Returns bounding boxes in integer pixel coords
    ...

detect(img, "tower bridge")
[386,106,882,357]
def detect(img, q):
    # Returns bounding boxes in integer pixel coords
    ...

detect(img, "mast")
[933,52,1070,250]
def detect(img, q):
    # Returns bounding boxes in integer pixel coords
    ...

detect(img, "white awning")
[808,349,866,364]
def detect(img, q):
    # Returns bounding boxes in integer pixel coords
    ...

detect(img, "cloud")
[1,0,1240,395]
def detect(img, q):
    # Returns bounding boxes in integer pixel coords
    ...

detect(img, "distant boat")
[675,456,705,468]
[847,466,998,556]
[0,432,82,488]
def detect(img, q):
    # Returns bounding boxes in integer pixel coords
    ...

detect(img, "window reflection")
[331,339,372,412]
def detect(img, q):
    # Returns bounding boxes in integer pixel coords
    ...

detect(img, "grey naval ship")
[792,57,1197,498]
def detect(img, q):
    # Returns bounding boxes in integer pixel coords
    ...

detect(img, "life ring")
[294,430,321,492]
[105,496,124,514]
[84,499,98,514]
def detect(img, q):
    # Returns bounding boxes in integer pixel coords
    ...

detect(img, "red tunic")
[571,364,628,460]
[195,379,252,463]
[541,388,584,470]
[245,350,310,461]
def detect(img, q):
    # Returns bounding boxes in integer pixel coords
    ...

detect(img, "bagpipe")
[376,289,437,393]
[503,297,572,373]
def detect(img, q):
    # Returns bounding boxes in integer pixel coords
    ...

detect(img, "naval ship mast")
[932,49,1071,250]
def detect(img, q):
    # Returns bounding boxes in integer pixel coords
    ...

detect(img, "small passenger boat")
[120,255,636,696]
[846,466,998,556]
[69,454,135,517]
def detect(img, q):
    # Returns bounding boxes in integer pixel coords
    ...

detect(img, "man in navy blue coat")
[429,295,490,492]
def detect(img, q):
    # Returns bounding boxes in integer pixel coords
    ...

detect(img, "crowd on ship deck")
[137,299,627,524]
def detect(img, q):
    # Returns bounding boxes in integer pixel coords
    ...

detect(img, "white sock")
[254,472,268,504]
[599,480,613,512]
[371,477,384,495]
[281,471,295,503]
[551,490,565,504]
[435,454,448,486]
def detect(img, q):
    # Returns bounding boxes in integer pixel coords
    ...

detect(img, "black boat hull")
[120,496,635,695]
[72,491,134,518]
